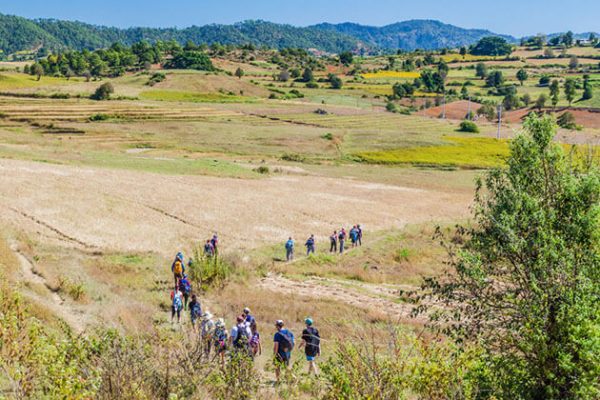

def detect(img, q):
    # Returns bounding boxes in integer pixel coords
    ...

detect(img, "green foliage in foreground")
[355,136,510,169]
[417,114,600,399]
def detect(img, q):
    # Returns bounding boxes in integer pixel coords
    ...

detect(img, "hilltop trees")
[164,50,214,71]
[418,114,600,399]
[471,36,513,56]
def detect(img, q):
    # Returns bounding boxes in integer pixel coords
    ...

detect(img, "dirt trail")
[259,273,419,321]
[11,242,88,332]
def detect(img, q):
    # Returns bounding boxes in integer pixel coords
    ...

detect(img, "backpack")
[233,324,249,348]
[179,279,191,294]
[214,328,227,350]
[278,329,295,352]
[338,232,345,240]
[173,293,183,310]
[190,302,201,318]
[286,240,293,250]
[173,260,183,275]
[305,327,320,349]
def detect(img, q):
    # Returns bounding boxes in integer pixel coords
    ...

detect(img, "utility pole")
[442,93,446,119]
[467,95,471,120]
[497,104,502,139]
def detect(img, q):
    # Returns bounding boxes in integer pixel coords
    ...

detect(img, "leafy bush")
[458,120,479,133]
[90,82,114,101]
[164,50,214,71]
[89,113,110,121]
[146,72,166,86]
[557,111,580,130]
[281,153,306,162]
[305,81,319,89]
[254,165,270,174]
[321,133,334,140]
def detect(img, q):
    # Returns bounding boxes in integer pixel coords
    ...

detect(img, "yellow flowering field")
[362,71,421,79]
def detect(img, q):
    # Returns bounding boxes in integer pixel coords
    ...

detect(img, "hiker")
[230,315,251,355]
[285,237,294,261]
[210,234,219,255]
[213,318,229,367]
[201,312,215,358]
[204,240,214,257]
[171,252,185,287]
[338,228,346,254]
[170,287,184,324]
[305,234,316,256]
[249,320,262,358]
[178,274,192,310]
[350,225,358,248]
[189,294,202,330]
[357,224,363,246]
[273,320,295,381]
[299,318,321,375]
[243,307,255,326]
[329,230,338,253]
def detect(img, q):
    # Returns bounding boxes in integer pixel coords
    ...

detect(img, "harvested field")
[0,158,471,256]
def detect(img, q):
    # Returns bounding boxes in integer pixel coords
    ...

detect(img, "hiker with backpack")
[305,234,316,256]
[210,234,219,255]
[350,225,359,248]
[201,312,215,358]
[329,230,338,253]
[171,252,185,288]
[213,318,229,367]
[285,237,294,261]
[178,274,192,310]
[338,228,347,254]
[299,318,321,375]
[273,320,295,381]
[243,307,255,326]
[189,294,202,330]
[204,240,214,257]
[357,224,363,246]
[249,320,262,359]
[170,287,184,324]
[230,315,251,356]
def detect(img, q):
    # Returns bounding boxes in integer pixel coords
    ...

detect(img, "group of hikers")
[168,248,322,379]
[286,224,363,261]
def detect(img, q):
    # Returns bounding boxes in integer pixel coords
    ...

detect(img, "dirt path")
[258,273,419,321]
[11,242,88,332]
[0,158,471,256]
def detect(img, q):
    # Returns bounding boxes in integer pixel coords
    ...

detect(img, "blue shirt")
[274,329,295,359]
[285,240,294,250]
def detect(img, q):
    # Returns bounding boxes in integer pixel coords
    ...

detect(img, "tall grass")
[188,247,234,291]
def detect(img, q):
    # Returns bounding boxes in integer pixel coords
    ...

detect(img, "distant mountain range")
[0,13,595,56]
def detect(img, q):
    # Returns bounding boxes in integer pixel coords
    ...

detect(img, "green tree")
[91,82,114,101]
[302,67,313,83]
[31,63,44,81]
[569,56,579,70]
[550,79,560,108]
[564,78,577,105]
[328,73,343,89]
[459,46,467,58]
[471,36,513,56]
[339,51,353,66]
[418,113,600,399]
[234,67,244,79]
[516,68,528,86]
[163,51,214,71]
[534,93,548,110]
[562,31,574,47]
[486,70,504,88]
[582,77,593,101]
[475,62,488,79]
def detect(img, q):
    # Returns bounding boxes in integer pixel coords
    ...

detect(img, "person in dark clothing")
[305,234,316,256]
[329,231,337,253]
[357,224,363,246]
[189,294,202,330]
[338,228,346,254]
[299,318,321,375]
[273,320,295,381]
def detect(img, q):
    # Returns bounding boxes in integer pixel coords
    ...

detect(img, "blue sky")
[1,0,598,37]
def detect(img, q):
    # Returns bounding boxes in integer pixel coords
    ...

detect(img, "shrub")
[91,82,114,101]
[386,102,397,113]
[321,133,334,140]
[305,81,319,89]
[281,153,306,162]
[557,111,580,130]
[89,113,110,122]
[458,120,480,133]
[254,165,270,174]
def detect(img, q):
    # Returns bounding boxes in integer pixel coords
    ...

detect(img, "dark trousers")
[339,240,345,254]
[330,241,337,252]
